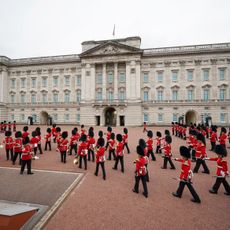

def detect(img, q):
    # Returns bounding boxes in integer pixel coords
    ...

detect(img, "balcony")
[92,99,127,107]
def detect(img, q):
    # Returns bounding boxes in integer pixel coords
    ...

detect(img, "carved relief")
[210,59,217,65]
[194,59,202,65]
[100,45,120,54]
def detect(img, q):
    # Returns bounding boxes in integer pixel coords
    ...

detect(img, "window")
[144,113,149,122]
[42,77,47,87]
[187,70,193,81]
[32,114,37,123]
[119,90,125,101]
[173,114,178,122]
[119,72,125,82]
[76,75,81,86]
[108,91,114,101]
[96,90,102,101]
[11,79,15,89]
[219,69,225,80]
[144,91,149,101]
[64,92,70,103]
[21,78,26,88]
[97,73,102,84]
[172,71,178,82]
[53,76,58,87]
[21,94,26,103]
[172,90,178,101]
[77,114,80,123]
[53,93,58,103]
[21,114,25,121]
[31,78,36,88]
[219,89,226,101]
[143,73,149,83]
[158,114,163,122]
[157,72,163,82]
[53,114,58,121]
[108,72,113,84]
[76,91,81,102]
[220,113,226,123]
[42,93,47,103]
[31,94,36,104]
[11,114,15,121]
[203,69,209,81]
[65,76,70,86]
[203,89,209,101]
[11,95,15,103]
[157,90,163,101]
[187,90,194,101]
[64,114,69,122]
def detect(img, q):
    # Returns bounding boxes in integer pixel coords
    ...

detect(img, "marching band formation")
[0,121,229,202]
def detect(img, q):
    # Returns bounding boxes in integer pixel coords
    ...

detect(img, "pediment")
[80,41,142,57]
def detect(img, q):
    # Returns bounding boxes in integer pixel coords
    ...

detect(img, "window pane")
[172,72,178,82]
[173,114,178,122]
[77,75,81,86]
[187,90,194,101]
[219,69,225,80]
[65,76,70,86]
[157,72,163,82]
[187,70,193,81]
[144,114,149,122]
[42,78,47,87]
[143,73,149,83]
[119,73,125,82]
[108,73,113,84]
[158,114,163,122]
[219,89,225,100]
[203,89,209,100]
[172,90,178,100]
[144,91,149,101]
[203,69,209,81]
[157,91,163,101]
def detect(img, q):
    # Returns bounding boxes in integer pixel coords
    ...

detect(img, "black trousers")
[105,141,109,150]
[95,162,106,179]
[38,144,43,154]
[191,149,196,161]
[156,145,162,154]
[145,165,149,182]
[6,149,13,160]
[147,150,156,161]
[33,147,37,156]
[124,143,130,153]
[212,177,230,193]
[69,144,77,155]
[210,142,216,151]
[163,156,175,169]
[60,151,66,163]
[79,155,87,169]
[53,136,56,143]
[20,159,32,174]
[134,175,148,195]
[13,151,22,165]
[175,181,200,202]
[193,158,210,173]
[88,149,95,162]
[45,141,51,151]
[114,156,124,172]
[108,149,116,160]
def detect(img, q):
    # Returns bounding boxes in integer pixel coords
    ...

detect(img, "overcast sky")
[1,0,230,59]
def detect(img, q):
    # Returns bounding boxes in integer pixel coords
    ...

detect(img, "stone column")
[102,63,106,100]
[81,64,86,101]
[125,62,131,100]
[90,64,96,100]
[135,61,141,99]
[114,63,118,100]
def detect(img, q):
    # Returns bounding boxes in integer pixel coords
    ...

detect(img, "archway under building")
[40,111,49,125]
[104,107,117,126]
[185,110,197,125]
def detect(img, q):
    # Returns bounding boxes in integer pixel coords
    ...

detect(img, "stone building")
[0,36,229,126]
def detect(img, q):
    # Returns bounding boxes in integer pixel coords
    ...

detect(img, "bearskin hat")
[62,131,68,139]
[47,128,51,133]
[196,133,206,145]
[15,131,22,138]
[136,145,145,156]
[36,130,41,136]
[23,126,28,132]
[23,136,30,145]
[165,135,172,144]
[56,127,61,132]
[116,134,123,142]
[98,130,103,138]
[123,128,128,134]
[89,131,94,138]
[110,132,115,140]
[32,131,37,137]
[97,137,105,147]
[156,131,162,138]
[81,124,84,128]
[180,146,191,159]
[139,138,146,149]
[72,129,77,135]
[147,130,153,138]
[107,126,112,132]
[5,131,12,137]
[165,129,170,136]
[215,145,227,157]
[52,124,56,128]
[221,127,227,133]
[89,127,94,132]
[74,127,78,132]
[81,134,87,142]
[35,127,41,132]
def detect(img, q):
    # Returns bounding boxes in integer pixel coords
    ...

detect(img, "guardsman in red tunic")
[143,122,147,133]
[87,130,96,162]
[8,122,12,131]
[205,145,230,195]
[12,131,23,165]
[80,124,86,140]
[20,136,33,175]
[171,122,175,136]
[69,129,78,155]
[155,131,162,154]
[44,128,52,151]
[172,146,201,203]
[123,128,130,154]
[193,133,210,174]
[3,131,14,161]
[105,126,112,150]
[113,134,125,173]
[219,127,227,149]
[13,121,16,132]
[108,132,116,160]
[77,134,88,170]
[209,126,217,151]
[59,131,68,163]
[132,145,148,198]
[51,124,57,143]
[35,128,43,154]
[30,131,39,156]
[146,130,156,161]
[55,127,62,149]
[161,135,175,169]
[22,126,29,142]
[94,137,106,180]
[139,139,150,182]
[96,130,104,148]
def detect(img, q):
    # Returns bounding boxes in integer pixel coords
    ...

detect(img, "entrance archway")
[104,107,116,126]
[40,111,49,125]
[185,110,197,125]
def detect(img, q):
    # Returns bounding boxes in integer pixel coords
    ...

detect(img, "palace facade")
[0,37,230,126]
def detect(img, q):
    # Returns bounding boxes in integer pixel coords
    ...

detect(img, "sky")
[0,0,230,59]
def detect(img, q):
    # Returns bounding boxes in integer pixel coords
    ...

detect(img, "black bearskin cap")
[180,146,191,159]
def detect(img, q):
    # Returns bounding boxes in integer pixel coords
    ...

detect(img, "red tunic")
[146,138,153,151]
[219,133,227,145]
[135,157,147,176]
[45,133,51,142]
[163,143,171,157]
[106,132,111,141]
[209,157,229,177]
[21,144,32,160]
[122,134,128,143]
[108,139,115,150]
[77,142,88,156]
[22,131,29,140]
[51,127,56,136]
[195,142,206,158]
[175,158,191,180]
[88,137,96,150]
[210,132,217,142]
[156,137,161,146]
[70,135,79,146]
[14,138,23,153]
[30,137,39,148]
[96,147,106,163]
[4,137,14,150]
[116,142,124,156]
[59,139,68,152]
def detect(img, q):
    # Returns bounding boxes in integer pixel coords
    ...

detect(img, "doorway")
[104,107,116,126]
[185,110,197,125]
[40,111,49,125]
[96,116,100,126]
[119,116,125,126]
